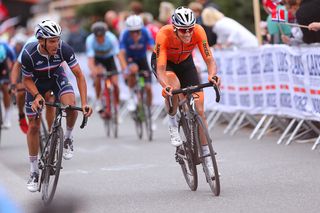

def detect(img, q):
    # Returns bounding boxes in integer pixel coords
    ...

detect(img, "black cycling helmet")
[91,21,108,36]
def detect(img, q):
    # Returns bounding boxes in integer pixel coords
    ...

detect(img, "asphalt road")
[1,110,320,213]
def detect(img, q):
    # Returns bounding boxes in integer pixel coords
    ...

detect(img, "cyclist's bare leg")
[145,84,152,107]
[16,83,25,116]
[1,83,11,110]
[127,63,138,88]
[194,91,208,146]
[44,91,55,130]
[164,72,180,116]
[111,75,120,105]
[94,77,102,100]
[27,117,41,156]
[60,93,78,130]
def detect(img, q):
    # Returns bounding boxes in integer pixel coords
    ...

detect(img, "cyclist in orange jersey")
[151,7,221,166]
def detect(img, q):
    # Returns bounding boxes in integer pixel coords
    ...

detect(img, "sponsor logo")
[53,59,61,63]
[60,80,66,86]
[70,54,75,60]
[290,55,304,75]
[293,95,307,112]
[156,44,160,58]
[228,93,237,106]
[312,98,320,113]
[54,54,59,59]
[236,57,247,75]
[262,53,273,73]
[240,94,250,107]
[276,52,288,72]
[267,93,276,107]
[36,61,44,65]
[249,56,260,74]
[280,93,292,108]
[202,40,210,57]
[225,58,233,75]
[254,94,263,107]
[306,54,320,76]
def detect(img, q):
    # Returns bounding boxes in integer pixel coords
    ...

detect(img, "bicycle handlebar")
[167,82,220,114]
[40,101,89,129]
[96,70,120,78]
[171,82,220,102]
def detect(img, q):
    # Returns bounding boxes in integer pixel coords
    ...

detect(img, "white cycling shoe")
[169,126,182,147]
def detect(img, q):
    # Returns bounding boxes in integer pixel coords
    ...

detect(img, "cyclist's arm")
[118,49,127,73]
[85,35,99,76]
[10,61,21,85]
[196,26,218,83]
[70,64,88,108]
[155,33,169,88]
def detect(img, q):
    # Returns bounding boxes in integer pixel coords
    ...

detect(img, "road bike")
[37,102,88,204]
[98,71,119,138]
[131,71,153,141]
[169,82,221,196]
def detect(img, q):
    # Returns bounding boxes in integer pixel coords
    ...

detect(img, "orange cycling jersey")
[154,24,212,66]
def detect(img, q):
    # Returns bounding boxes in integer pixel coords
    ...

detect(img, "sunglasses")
[130,30,141,34]
[176,27,194,34]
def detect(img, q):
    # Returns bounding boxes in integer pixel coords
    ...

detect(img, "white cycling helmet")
[172,6,196,28]
[126,15,144,31]
[35,20,61,39]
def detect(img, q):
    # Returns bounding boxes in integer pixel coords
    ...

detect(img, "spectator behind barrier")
[201,7,258,49]
[158,1,174,24]
[295,0,320,43]
[189,1,217,46]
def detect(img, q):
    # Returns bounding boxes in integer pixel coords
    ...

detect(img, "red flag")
[278,8,286,22]
[271,8,286,23]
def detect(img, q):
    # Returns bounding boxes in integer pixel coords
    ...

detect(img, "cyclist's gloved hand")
[31,93,45,113]
[208,75,221,87]
[82,105,93,117]
[162,86,172,97]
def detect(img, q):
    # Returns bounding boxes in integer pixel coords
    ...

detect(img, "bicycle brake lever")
[80,107,89,129]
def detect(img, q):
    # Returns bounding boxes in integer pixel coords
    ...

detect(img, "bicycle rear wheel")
[41,126,64,204]
[144,105,152,141]
[195,116,220,196]
[134,105,143,139]
[176,114,198,191]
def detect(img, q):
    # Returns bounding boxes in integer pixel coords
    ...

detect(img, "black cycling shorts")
[151,52,200,89]
[129,57,152,83]
[94,56,117,72]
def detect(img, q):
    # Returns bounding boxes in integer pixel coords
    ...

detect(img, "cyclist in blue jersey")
[119,15,154,111]
[86,22,125,112]
[0,41,16,129]
[21,20,93,192]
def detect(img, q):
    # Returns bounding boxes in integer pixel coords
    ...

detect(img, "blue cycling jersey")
[0,42,16,64]
[85,31,119,59]
[21,40,78,79]
[119,27,154,60]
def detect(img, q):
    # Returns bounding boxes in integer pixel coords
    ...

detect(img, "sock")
[29,156,39,174]
[64,126,73,139]
[19,113,26,120]
[4,107,12,123]
[168,114,178,127]
[202,145,210,156]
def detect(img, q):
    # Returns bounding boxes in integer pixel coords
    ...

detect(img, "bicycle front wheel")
[177,114,198,191]
[134,105,143,139]
[42,126,64,204]
[195,116,220,196]
[144,105,153,141]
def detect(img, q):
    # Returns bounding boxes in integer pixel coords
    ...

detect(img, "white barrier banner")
[201,44,320,121]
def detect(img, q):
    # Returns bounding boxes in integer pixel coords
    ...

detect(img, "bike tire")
[41,126,64,204]
[144,105,153,141]
[39,117,48,154]
[195,116,220,196]
[177,113,198,191]
[104,119,111,137]
[134,107,143,139]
